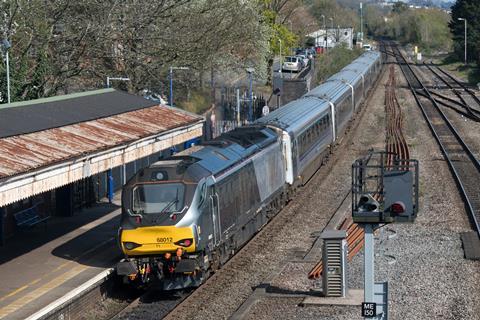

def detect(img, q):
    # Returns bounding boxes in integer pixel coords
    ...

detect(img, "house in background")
[307,27,354,50]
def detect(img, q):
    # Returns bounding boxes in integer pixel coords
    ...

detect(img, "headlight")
[123,242,142,250]
[174,238,193,247]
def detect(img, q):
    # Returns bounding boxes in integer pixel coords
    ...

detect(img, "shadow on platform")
[0,202,120,266]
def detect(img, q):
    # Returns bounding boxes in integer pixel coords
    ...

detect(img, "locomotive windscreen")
[132,183,185,214]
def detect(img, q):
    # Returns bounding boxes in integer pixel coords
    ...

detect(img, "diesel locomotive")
[116,51,382,289]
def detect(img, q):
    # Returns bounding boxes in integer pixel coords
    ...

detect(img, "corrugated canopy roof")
[0,89,158,138]
[0,91,203,180]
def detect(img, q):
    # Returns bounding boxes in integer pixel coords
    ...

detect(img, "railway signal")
[352,150,419,319]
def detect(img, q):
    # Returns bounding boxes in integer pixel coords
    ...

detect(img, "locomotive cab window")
[132,183,185,214]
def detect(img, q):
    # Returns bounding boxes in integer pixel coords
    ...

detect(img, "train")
[116,50,382,290]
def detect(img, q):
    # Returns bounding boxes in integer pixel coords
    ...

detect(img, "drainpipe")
[107,169,114,204]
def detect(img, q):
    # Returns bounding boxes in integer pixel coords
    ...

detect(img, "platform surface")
[0,197,122,320]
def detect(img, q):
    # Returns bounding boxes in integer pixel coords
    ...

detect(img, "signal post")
[352,151,419,319]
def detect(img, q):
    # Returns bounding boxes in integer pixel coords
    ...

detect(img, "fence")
[219,87,266,123]
[212,120,250,138]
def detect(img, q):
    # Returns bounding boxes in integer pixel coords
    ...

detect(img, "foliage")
[449,0,480,65]
[315,45,362,84]
[176,89,211,115]
[363,5,452,54]
[0,0,271,105]
[392,1,409,14]
[309,0,359,29]
[440,56,480,85]
[261,0,300,84]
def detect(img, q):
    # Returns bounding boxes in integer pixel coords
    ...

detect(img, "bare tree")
[0,0,270,103]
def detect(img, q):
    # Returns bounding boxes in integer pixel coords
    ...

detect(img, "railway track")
[389,42,480,237]
[112,289,191,320]
[435,65,480,113]
[308,50,409,280]
[422,62,480,121]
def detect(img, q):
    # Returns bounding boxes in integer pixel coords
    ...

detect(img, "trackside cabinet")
[321,230,348,297]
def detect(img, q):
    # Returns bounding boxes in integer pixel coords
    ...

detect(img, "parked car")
[363,44,372,51]
[306,49,315,59]
[296,54,309,68]
[295,48,304,55]
[282,56,302,72]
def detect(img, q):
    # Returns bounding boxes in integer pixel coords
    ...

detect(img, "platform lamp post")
[169,67,190,107]
[106,76,130,88]
[360,2,364,44]
[246,67,255,122]
[278,39,283,78]
[1,39,11,104]
[329,17,334,50]
[321,15,326,50]
[457,18,467,65]
[169,66,189,106]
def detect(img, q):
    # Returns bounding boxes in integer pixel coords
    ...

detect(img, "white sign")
[262,105,270,117]
[362,302,376,318]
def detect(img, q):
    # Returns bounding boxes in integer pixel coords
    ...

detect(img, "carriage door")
[208,184,221,246]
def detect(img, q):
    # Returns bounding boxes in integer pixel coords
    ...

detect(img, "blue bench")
[14,205,49,229]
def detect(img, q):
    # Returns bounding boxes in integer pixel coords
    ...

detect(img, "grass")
[435,54,480,87]
[314,45,363,86]
[176,89,212,115]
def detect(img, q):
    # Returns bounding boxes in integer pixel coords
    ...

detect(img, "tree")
[261,0,299,84]
[0,0,271,104]
[0,1,92,101]
[309,0,358,29]
[392,2,409,14]
[449,0,480,64]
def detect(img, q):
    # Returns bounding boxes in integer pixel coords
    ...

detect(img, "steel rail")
[416,90,472,118]
[423,62,480,120]
[111,289,191,320]
[308,46,410,280]
[429,90,471,109]
[435,65,480,111]
[390,42,480,236]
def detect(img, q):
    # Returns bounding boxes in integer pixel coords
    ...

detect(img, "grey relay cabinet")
[321,230,348,297]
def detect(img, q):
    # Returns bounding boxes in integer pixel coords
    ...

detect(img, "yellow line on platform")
[0,237,114,304]
[0,264,88,319]
[0,286,28,304]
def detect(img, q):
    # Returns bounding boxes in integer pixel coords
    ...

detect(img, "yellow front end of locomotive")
[120,226,196,256]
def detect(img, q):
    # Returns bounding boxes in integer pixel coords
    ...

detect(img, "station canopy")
[0,89,204,207]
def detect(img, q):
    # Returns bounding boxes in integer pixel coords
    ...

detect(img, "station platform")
[0,196,122,320]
